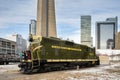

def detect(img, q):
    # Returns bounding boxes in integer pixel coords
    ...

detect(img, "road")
[0,62,120,80]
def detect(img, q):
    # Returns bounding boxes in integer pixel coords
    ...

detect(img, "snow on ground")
[0,63,19,73]
[65,63,120,80]
[0,62,120,80]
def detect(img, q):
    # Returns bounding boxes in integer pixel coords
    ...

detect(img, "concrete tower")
[36,0,57,37]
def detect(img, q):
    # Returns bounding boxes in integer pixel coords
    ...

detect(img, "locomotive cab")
[19,35,42,73]
[18,50,32,73]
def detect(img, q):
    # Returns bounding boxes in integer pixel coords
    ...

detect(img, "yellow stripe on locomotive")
[52,45,82,51]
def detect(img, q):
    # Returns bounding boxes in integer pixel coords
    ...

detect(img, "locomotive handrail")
[32,45,42,52]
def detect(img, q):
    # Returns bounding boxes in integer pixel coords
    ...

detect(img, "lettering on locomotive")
[52,45,82,51]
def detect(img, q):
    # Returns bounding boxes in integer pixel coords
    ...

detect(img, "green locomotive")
[19,34,100,73]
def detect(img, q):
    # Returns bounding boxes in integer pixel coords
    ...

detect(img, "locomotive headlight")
[28,60,32,62]
[22,60,25,62]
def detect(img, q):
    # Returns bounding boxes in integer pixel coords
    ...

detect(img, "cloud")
[56,18,80,28]
[58,29,80,44]
[0,0,37,28]
[0,0,120,44]
[0,0,37,39]
[55,0,120,45]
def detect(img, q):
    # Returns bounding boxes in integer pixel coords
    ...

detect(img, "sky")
[0,0,120,46]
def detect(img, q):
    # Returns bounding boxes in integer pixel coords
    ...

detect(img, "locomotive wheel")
[26,70,32,74]
[20,68,26,74]
[20,68,32,74]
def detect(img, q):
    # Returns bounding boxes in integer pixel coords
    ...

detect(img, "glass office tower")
[29,20,36,35]
[81,15,92,47]
[96,17,118,49]
[96,22,115,49]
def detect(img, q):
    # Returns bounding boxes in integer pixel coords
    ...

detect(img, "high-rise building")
[6,34,27,55]
[36,0,57,37]
[81,15,92,47]
[96,17,118,49]
[29,19,36,35]
[115,32,120,49]
[106,16,118,32]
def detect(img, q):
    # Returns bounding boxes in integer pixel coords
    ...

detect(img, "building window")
[2,49,6,54]
[12,45,15,49]
[7,42,11,48]
[2,41,6,48]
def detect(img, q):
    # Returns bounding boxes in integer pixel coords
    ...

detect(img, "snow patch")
[0,64,19,73]
[66,63,120,80]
